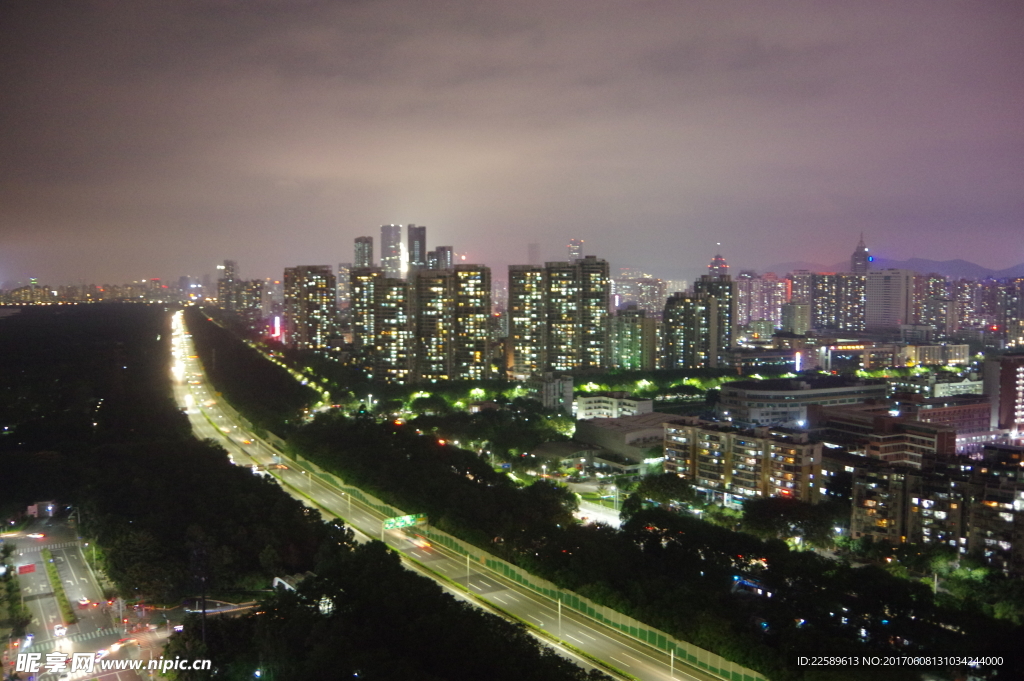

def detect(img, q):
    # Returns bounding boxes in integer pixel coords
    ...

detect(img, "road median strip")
[40,548,77,625]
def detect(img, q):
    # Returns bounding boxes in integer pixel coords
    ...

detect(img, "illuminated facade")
[354,236,374,267]
[609,306,657,370]
[283,265,336,350]
[663,419,822,506]
[508,265,545,379]
[543,256,610,371]
[374,278,413,383]
[380,224,402,278]
[662,293,714,369]
[451,265,492,380]
[350,267,384,375]
[412,269,453,381]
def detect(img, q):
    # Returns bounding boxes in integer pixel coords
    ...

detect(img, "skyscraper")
[216,260,238,311]
[850,234,870,276]
[508,265,545,379]
[350,267,384,375]
[375,278,413,383]
[380,224,403,278]
[407,224,427,272]
[283,265,336,349]
[336,263,352,309]
[663,293,715,369]
[708,252,729,278]
[451,265,492,380]
[567,239,583,262]
[866,269,915,331]
[693,268,734,365]
[544,256,610,371]
[610,306,657,370]
[427,246,454,270]
[354,236,374,267]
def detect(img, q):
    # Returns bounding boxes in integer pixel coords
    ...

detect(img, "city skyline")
[2,2,1022,286]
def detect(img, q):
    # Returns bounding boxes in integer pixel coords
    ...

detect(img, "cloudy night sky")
[1,0,1022,286]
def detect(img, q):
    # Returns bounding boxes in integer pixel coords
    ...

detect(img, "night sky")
[1,1,1022,286]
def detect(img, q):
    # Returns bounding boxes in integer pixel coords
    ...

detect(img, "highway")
[170,311,721,681]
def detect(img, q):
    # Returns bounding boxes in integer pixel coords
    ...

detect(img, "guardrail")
[288,453,766,681]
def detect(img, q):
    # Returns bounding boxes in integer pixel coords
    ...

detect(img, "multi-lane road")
[3,520,170,680]
[170,311,721,681]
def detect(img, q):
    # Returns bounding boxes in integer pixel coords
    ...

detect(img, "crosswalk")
[17,541,80,553]
[70,626,119,643]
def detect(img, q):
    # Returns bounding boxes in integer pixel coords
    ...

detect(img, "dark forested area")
[1,304,610,681]
[165,521,610,681]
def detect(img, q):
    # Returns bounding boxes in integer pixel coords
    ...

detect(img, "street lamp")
[541,464,547,478]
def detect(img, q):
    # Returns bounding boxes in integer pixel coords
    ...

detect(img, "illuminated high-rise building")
[577,256,611,368]
[354,236,374,267]
[508,265,545,379]
[407,224,427,273]
[708,252,729,278]
[283,265,336,350]
[850,234,870,276]
[375,278,413,383]
[412,269,454,381]
[427,246,454,270]
[610,305,657,370]
[866,269,915,331]
[216,260,239,311]
[567,239,583,262]
[662,293,715,369]
[693,268,734,365]
[380,224,403,278]
[336,263,352,309]
[544,256,610,371]
[788,270,813,304]
[350,267,384,374]
[451,265,492,380]
[810,273,865,332]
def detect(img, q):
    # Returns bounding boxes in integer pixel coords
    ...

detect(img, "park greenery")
[0,304,611,681]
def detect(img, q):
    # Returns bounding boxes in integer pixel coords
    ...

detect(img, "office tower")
[609,306,657,370]
[375,278,413,383]
[693,263,734,365]
[336,263,352,309]
[407,224,427,272]
[380,224,403,278]
[354,236,374,267]
[283,265,336,350]
[451,265,492,380]
[427,246,454,270]
[567,239,584,262]
[216,260,239,311]
[850,234,870,276]
[508,265,546,379]
[527,243,541,267]
[866,269,915,331]
[708,252,729,278]
[662,293,715,369]
[780,302,811,335]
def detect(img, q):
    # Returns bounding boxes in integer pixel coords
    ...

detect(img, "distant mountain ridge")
[761,257,1024,279]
